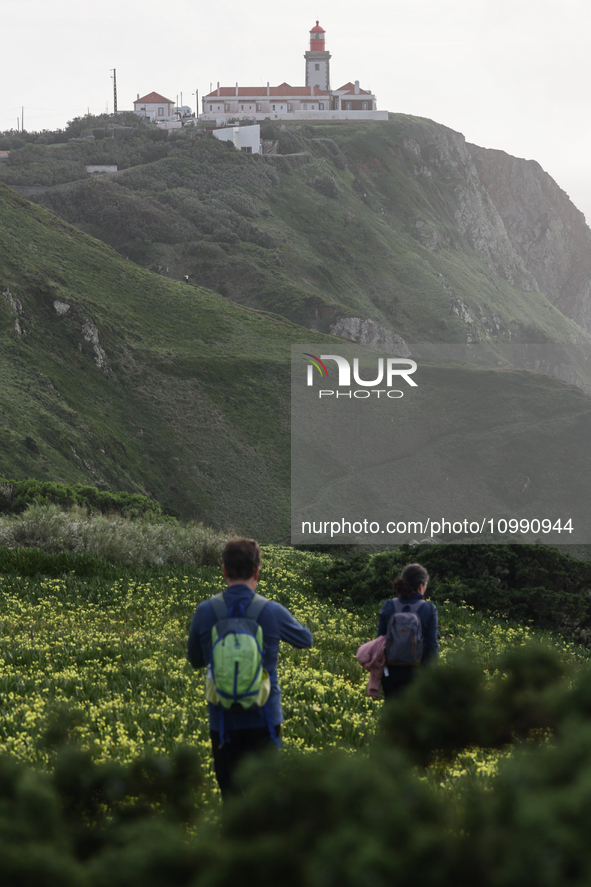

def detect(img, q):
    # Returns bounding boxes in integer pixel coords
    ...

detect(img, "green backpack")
[205,592,271,709]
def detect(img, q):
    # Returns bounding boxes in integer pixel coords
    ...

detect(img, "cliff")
[469,144,591,332]
[21,114,591,348]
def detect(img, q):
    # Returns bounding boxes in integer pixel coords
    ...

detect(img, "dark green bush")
[380,645,567,765]
[210,749,455,887]
[313,174,341,198]
[0,478,166,519]
[6,649,591,884]
[0,716,205,887]
[311,544,591,643]
[0,546,121,578]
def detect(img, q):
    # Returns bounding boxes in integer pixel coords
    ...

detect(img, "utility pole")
[111,69,117,115]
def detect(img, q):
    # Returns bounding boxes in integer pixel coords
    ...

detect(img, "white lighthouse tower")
[304,21,331,93]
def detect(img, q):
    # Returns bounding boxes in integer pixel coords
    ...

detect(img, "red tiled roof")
[336,82,372,95]
[204,83,328,98]
[135,92,174,105]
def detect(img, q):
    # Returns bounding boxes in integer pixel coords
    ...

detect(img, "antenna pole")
[111,69,118,115]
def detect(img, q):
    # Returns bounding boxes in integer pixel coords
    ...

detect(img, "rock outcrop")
[468,144,591,332]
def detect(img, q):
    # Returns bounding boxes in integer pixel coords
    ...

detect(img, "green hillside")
[3,115,591,534]
[0,183,337,537]
[18,115,589,345]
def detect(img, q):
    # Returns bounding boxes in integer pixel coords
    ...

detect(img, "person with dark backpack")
[377,562,438,698]
[187,538,313,798]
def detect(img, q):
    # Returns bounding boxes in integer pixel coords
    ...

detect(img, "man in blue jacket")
[187,537,313,798]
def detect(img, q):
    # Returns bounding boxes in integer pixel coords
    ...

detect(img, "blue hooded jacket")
[187,583,313,730]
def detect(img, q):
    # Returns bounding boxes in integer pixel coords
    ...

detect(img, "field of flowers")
[0,544,589,801]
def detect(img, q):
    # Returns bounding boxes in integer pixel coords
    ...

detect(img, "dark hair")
[391,563,429,600]
[222,538,262,580]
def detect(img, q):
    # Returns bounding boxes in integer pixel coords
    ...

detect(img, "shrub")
[218,191,259,218]
[0,478,166,519]
[0,737,205,887]
[313,174,341,198]
[311,544,591,644]
[0,504,225,567]
[380,645,567,765]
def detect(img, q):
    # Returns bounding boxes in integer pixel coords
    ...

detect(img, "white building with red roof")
[133,92,175,121]
[201,22,387,124]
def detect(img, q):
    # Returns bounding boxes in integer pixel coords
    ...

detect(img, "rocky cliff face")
[374,119,591,343]
[468,144,591,332]
[415,119,591,331]
[411,127,539,294]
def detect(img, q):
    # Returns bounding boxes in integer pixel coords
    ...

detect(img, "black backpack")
[385,599,425,665]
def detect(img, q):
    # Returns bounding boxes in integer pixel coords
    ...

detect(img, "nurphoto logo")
[303,353,418,398]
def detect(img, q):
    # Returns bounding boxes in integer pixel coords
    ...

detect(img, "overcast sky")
[4,0,591,221]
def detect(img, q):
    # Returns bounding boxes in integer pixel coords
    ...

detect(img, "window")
[224,103,230,112]
[209,105,213,111]
[315,63,319,71]
[319,103,324,110]
[345,102,351,110]
[303,103,307,110]
[256,103,262,112]
[362,102,368,110]
[272,105,275,110]
[158,107,164,116]
[287,103,293,112]
[241,146,252,153]
[241,105,244,110]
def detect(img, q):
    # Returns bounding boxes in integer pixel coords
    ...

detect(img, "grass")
[20,116,586,348]
[0,182,336,537]
[2,115,591,541]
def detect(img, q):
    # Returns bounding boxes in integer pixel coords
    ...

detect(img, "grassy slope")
[3,182,591,537]
[3,120,591,535]
[0,183,335,537]
[30,116,588,346]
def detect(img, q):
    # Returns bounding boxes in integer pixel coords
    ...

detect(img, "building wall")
[134,101,174,120]
[203,109,387,124]
[203,97,331,117]
[304,51,331,92]
[340,99,374,111]
[85,165,118,174]
[212,124,261,154]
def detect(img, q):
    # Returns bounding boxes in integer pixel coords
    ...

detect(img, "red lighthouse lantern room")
[309,21,326,51]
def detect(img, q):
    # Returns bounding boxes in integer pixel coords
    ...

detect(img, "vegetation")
[2,113,581,345]
[2,113,591,535]
[0,183,335,536]
[2,103,591,882]
[0,113,172,186]
[1,540,591,883]
[311,543,591,645]
[0,478,167,518]
[0,505,225,567]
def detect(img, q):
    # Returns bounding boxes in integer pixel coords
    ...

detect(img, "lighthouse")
[304,21,331,93]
